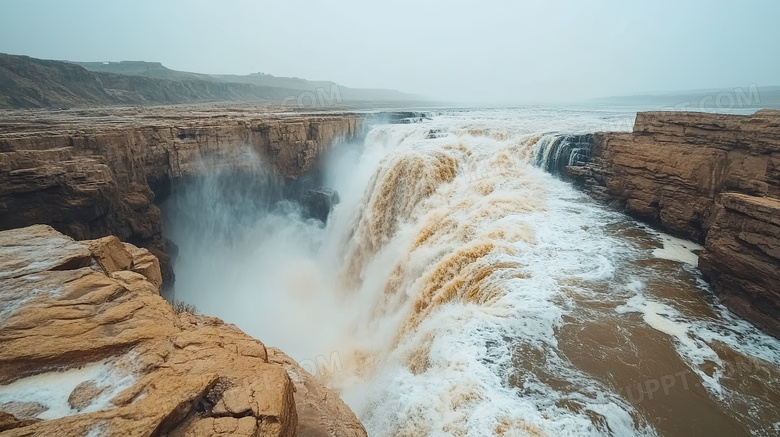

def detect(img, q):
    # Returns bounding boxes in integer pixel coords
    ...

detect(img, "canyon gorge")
[0,106,372,288]
[0,105,779,436]
[2,0,778,433]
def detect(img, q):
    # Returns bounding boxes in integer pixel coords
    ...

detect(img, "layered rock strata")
[0,224,366,436]
[566,109,780,336]
[0,108,368,286]
[699,194,780,336]
[567,110,780,240]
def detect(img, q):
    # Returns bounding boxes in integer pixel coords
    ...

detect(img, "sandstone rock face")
[0,108,369,286]
[267,348,367,437]
[699,194,780,336]
[566,110,780,337]
[0,225,367,437]
[568,110,780,241]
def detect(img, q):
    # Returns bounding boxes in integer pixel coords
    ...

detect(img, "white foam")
[651,234,702,265]
[616,294,725,396]
[0,356,137,420]
[331,133,655,435]
[167,108,780,436]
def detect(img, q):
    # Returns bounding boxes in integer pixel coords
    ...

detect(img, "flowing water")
[164,107,780,437]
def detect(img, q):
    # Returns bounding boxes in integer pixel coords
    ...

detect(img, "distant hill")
[0,54,425,109]
[210,72,421,102]
[590,86,780,110]
[73,60,217,82]
[0,54,311,109]
[74,60,424,103]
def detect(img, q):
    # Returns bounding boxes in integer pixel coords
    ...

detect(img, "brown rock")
[0,224,92,280]
[123,242,163,291]
[699,194,780,337]
[170,416,259,437]
[268,348,368,437]
[568,109,780,241]
[67,381,106,411]
[0,106,370,288]
[85,235,133,275]
[212,386,252,416]
[0,411,38,432]
[0,402,46,420]
[0,225,365,436]
[567,110,780,338]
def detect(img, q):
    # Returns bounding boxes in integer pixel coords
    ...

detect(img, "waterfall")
[165,108,780,437]
[533,133,593,176]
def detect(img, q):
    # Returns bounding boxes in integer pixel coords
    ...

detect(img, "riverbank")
[566,109,780,337]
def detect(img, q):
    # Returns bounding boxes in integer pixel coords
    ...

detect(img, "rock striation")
[0,224,367,437]
[0,107,368,286]
[567,110,780,241]
[566,109,780,337]
[699,194,780,336]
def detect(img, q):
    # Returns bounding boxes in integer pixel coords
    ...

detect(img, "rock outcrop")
[699,194,780,336]
[0,225,367,436]
[567,110,780,241]
[0,107,368,286]
[565,109,780,337]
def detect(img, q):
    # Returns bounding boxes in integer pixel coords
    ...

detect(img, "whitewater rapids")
[165,107,780,437]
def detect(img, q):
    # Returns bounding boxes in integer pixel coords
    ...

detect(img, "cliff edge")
[566,109,780,337]
[0,224,367,437]
[0,107,368,287]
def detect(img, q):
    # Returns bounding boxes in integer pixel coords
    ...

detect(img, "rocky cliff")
[565,110,780,337]
[567,110,780,240]
[0,225,367,437]
[699,194,780,336]
[0,107,369,286]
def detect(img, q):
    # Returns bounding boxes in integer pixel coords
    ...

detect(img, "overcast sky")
[1,0,778,103]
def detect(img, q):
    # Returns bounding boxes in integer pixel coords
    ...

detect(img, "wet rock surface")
[303,189,340,223]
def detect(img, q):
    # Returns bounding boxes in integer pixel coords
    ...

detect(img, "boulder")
[304,189,340,223]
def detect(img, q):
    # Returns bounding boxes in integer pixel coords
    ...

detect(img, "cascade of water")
[167,109,780,437]
[533,133,593,176]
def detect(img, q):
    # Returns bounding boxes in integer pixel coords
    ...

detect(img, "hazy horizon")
[1,0,778,103]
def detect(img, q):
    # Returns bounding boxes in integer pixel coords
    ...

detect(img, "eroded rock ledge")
[0,225,366,436]
[0,107,370,286]
[566,110,780,337]
[699,194,780,336]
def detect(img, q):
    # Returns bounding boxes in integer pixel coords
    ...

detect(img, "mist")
[1,0,779,103]
[160,138,388,361]
[2,0,780,434]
